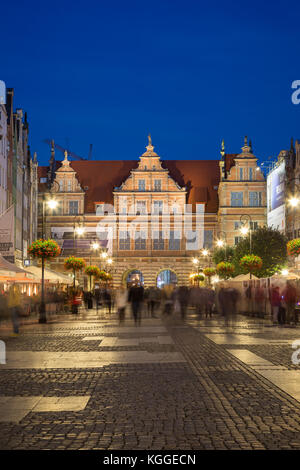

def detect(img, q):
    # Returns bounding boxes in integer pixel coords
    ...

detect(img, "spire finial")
[249,139,253,153]
[146,134,154,153]
[244,135,248,146]
[64,150,68,160]
[220,139,225,159]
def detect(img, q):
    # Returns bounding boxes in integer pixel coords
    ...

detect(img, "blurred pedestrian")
[282,281,297,325]
[115,286,128,324]
[128,283,144,325]
[270,286,281,324]
[7,283,21,335]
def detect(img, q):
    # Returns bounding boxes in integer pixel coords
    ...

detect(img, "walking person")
[282,281,297,325]
[8,283,21,336]
[270,286,281,324]
[128,282,144,326]
[115,286,128,324]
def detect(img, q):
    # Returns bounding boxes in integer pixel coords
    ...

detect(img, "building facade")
[38,136,267,287]
[0,88,38,266]
[0,103,8,215]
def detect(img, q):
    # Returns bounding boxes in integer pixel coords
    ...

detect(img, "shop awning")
[23,266,73,285]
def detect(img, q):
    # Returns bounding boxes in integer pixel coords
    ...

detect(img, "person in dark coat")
[128,283,144,325]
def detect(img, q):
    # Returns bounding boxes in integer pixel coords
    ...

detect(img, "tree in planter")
[233,226,288,278]
[85,265,101,292]
[212,246,235,265]
[203,267,216,285]
[216,261,235,280]
[64,256,86,290]
[239,254,263,275]
[28,239,61,324]
[190,273,205,285]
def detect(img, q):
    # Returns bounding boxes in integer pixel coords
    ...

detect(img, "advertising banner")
[267,162,286,232]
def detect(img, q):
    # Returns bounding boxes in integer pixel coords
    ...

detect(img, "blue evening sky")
[1,0,300,166]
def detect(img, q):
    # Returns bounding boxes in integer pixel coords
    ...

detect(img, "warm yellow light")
[289,197,299,208]
[216,240,224,247]
[47,199,58,210]
[192,258,199,265]
[282,269,289,276]
[240,226,248,235]
[107,258,113,265]
[211,275,220,284]
[202,249,209,256]
[91,242,100,250]
[101,252,108,259]
[76,227,85,236]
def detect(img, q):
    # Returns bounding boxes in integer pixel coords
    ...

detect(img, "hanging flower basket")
[98,270,112,282]
[85,265,101,278]
[216,262,235,278]
[239,254,263,272]
[287,238,300,257]
[64,256,86,272]
[203,267,216,277]
[28,239,61,259]
[189,273,205,283]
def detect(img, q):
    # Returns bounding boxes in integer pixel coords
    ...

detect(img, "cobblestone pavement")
[0,309,300,450]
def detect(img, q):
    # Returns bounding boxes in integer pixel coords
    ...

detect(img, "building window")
[234,221,242,230]
[235,236,242,245]
[250,221,259,230]
[69,201,79,215]
[169,231,180,250]
[154,179,161,191]
[153,200,163,214]
[67,180,72,191]
[153,231,164,250]
[249,191,262,207]
[138,179,145,191]
[249,168,253,181]
[135,231,146,250]
[239,168,243,180]
[119,231,130,250]
[59,180,64,191]
[136,200,146,215]
[231,192,243,207]
[96,204,104,214]
[40,177,47,183]
[204,230,213,248]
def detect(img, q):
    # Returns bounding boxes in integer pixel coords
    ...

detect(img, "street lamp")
[73,222,85,253]
[215,230,227,260]
[240,214,253,280]
[240,214,253,254]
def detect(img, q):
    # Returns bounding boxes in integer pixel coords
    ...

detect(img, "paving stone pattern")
[0,311,299,450]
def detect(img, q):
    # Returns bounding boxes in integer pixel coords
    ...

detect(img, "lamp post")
[73,221,85,254]
[240,214,253,279]
[287,178,300,240]
[39,199,58,324]
[216,231,227,260]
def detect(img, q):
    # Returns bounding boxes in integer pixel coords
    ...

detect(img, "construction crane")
[43,139,91,161]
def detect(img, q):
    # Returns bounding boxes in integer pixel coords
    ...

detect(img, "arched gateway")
[123,269,144,287]
[156,269,178,288]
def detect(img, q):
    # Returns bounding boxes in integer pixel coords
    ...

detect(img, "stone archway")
[122,269,144,287]
[156,269,178,288]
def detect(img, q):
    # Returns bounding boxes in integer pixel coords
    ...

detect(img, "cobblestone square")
[0,309,300,450]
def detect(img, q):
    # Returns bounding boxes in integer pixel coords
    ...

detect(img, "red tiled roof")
[225,154,238,172]
[39,159,221,213]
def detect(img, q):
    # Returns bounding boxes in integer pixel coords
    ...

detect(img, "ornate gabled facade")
[38,136,267,287]
[218,137,266,246]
